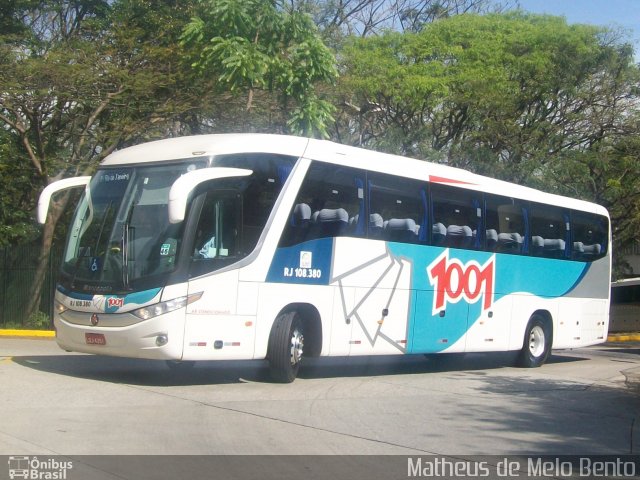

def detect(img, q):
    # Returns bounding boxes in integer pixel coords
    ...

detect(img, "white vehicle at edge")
[39,134,611,382]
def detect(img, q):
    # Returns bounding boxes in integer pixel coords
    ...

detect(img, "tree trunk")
[23,193,70,325]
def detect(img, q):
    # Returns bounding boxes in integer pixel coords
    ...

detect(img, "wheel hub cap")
[290,328,304,365]
[528,325,545,358]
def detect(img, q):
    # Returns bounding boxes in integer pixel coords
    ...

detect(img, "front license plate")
[85,333,106,345]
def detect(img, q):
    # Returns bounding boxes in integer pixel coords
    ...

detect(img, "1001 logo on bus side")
[427,250,495,316]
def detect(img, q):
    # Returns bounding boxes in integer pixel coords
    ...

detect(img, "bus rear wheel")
[518,314,551,368]
[268,311,304,383]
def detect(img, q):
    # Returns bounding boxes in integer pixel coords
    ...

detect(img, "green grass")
[1,311,52,330]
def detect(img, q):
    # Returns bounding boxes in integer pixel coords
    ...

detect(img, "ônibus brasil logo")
[427,250,495,316]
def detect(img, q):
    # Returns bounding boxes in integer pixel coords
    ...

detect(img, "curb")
[0,329,55,339]
[606,332,640,342]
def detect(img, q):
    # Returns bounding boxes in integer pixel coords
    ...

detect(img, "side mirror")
[37,176,91,224]
[168,167,252,224]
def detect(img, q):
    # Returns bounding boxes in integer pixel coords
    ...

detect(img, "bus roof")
[302,137,608,217]
[101,134,310,166]
[101,133,608,217]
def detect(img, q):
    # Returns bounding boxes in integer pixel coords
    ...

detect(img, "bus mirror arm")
[37,176,91,224]
[168,167,252,224]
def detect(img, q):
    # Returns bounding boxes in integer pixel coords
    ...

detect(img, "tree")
[180,0,337,138]
[546,123,640,277]
[337,13,638,169]
[0,0,341,322]
[292,0,517,39]
[335,12,640,276]
[0,132,39,247]
[0,0,214,321]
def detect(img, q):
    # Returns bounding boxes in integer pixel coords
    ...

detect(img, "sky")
[516,0,640,58]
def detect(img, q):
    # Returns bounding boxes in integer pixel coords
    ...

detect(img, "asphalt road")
[0,338,638,459]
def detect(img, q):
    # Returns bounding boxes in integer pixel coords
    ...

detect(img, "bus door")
[183,188,253,360]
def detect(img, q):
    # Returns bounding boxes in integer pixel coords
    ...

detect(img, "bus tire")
[268,311,304,383]
[518,314,551,368]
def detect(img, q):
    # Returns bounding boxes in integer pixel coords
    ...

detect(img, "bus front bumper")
[53,310,185,360]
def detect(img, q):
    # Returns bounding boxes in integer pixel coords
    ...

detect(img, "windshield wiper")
[93,200,113,262]
[69,244,90,290]
[121,223,134,289]
[70,200,113,289]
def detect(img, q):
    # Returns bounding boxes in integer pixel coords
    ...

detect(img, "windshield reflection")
[62,161,204,292]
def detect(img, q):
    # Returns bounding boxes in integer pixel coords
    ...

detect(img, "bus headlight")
[54,299,68,315]
[131,292,202,320]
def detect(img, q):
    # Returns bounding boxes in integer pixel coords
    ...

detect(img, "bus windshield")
[62,160,205,292]
[61,152,297,294]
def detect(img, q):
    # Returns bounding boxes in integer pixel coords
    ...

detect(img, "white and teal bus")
[38,134,611,382]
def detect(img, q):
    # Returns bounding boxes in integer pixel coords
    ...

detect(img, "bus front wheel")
[518,314,552,368]
[268,311,304,383]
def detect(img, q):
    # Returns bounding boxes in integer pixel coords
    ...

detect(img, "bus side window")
[214,153,296,254]
[280,163,365,247]
[529,204,569,259]
[190,190,241,277]
[484,195,525,254]
[431,185,482,250]
[368,172,426,244]
[571,212,608,261]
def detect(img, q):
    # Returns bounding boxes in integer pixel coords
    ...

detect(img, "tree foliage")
[336,12,640,275]
[0,132,39,247]
[180,0,337,137]
[295,0,517,40]
[338,13,637,165]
